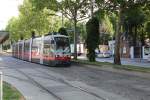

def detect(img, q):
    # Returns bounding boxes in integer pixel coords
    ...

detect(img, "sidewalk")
[78,55,150,68]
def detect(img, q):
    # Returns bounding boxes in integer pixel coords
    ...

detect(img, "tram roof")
[16,34,69,42]
[53,35,69,38]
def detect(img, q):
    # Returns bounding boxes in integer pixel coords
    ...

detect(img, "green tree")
[86,17,99,62]
[18,0,50,36]
[146,22,150,39]
[6,0,62,41]
[31,0,91,59]
[58,27,68,36]
[96,0,147,65]
[99,13,115,44]
[6,17,20,42]
[144,4,150,41]
[124,5,145,46]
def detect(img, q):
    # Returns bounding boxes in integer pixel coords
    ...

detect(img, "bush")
[58,27,68,36]
[86,17,99,62]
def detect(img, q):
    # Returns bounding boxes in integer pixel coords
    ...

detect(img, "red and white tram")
[12,34,71,66]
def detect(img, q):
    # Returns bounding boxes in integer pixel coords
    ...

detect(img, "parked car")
[97,51,111,58]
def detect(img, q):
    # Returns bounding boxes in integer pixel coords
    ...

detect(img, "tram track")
[7,63,106,99]
[2,56,106,100]
[3,57,107,100]
[14,69,63,100]
[1,63,63,100]
[34,68,107,100]
[2,56,150,100]
[3,70,62,100]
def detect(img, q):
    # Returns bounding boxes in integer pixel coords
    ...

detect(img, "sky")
[0,0,23,30]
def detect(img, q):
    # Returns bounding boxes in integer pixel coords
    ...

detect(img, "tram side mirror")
[51,40,55,44]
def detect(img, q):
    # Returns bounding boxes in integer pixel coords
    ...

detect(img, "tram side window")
[43,39,50,55]
[43,39,54,57]
[43,44,50,55]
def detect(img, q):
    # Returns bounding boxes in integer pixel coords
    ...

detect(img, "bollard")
[0,72,2,100]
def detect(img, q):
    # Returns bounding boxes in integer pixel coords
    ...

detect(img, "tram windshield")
[54,37,70,53]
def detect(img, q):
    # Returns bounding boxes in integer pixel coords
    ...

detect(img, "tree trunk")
[114,8,122,65]
[91,0,94,18]
[141,28,145,46]
[73,18,77,60]
[133,26,137,46]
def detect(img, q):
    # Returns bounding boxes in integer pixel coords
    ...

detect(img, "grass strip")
[72,59,150,73]
[3,82,25,100]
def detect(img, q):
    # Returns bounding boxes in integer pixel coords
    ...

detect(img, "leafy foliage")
[58,27,68,36]
[123,5,146,46]
[6,0,62,42]
[96,0,149,64]
[5,0,150,64]
[31,0,92,59]
[86,17,99,62]
[146,22,150,38]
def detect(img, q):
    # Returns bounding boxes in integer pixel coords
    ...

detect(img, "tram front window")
[54,37,70,53]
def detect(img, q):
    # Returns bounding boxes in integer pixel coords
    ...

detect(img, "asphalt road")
[1,55,150,100]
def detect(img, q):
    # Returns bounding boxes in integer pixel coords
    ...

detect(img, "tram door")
[18,41,24,59]
[32,37,42,63]
[24,40,30,61]
[43,36,55,65]
[12,44,15,57]
[15,43,19,58]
